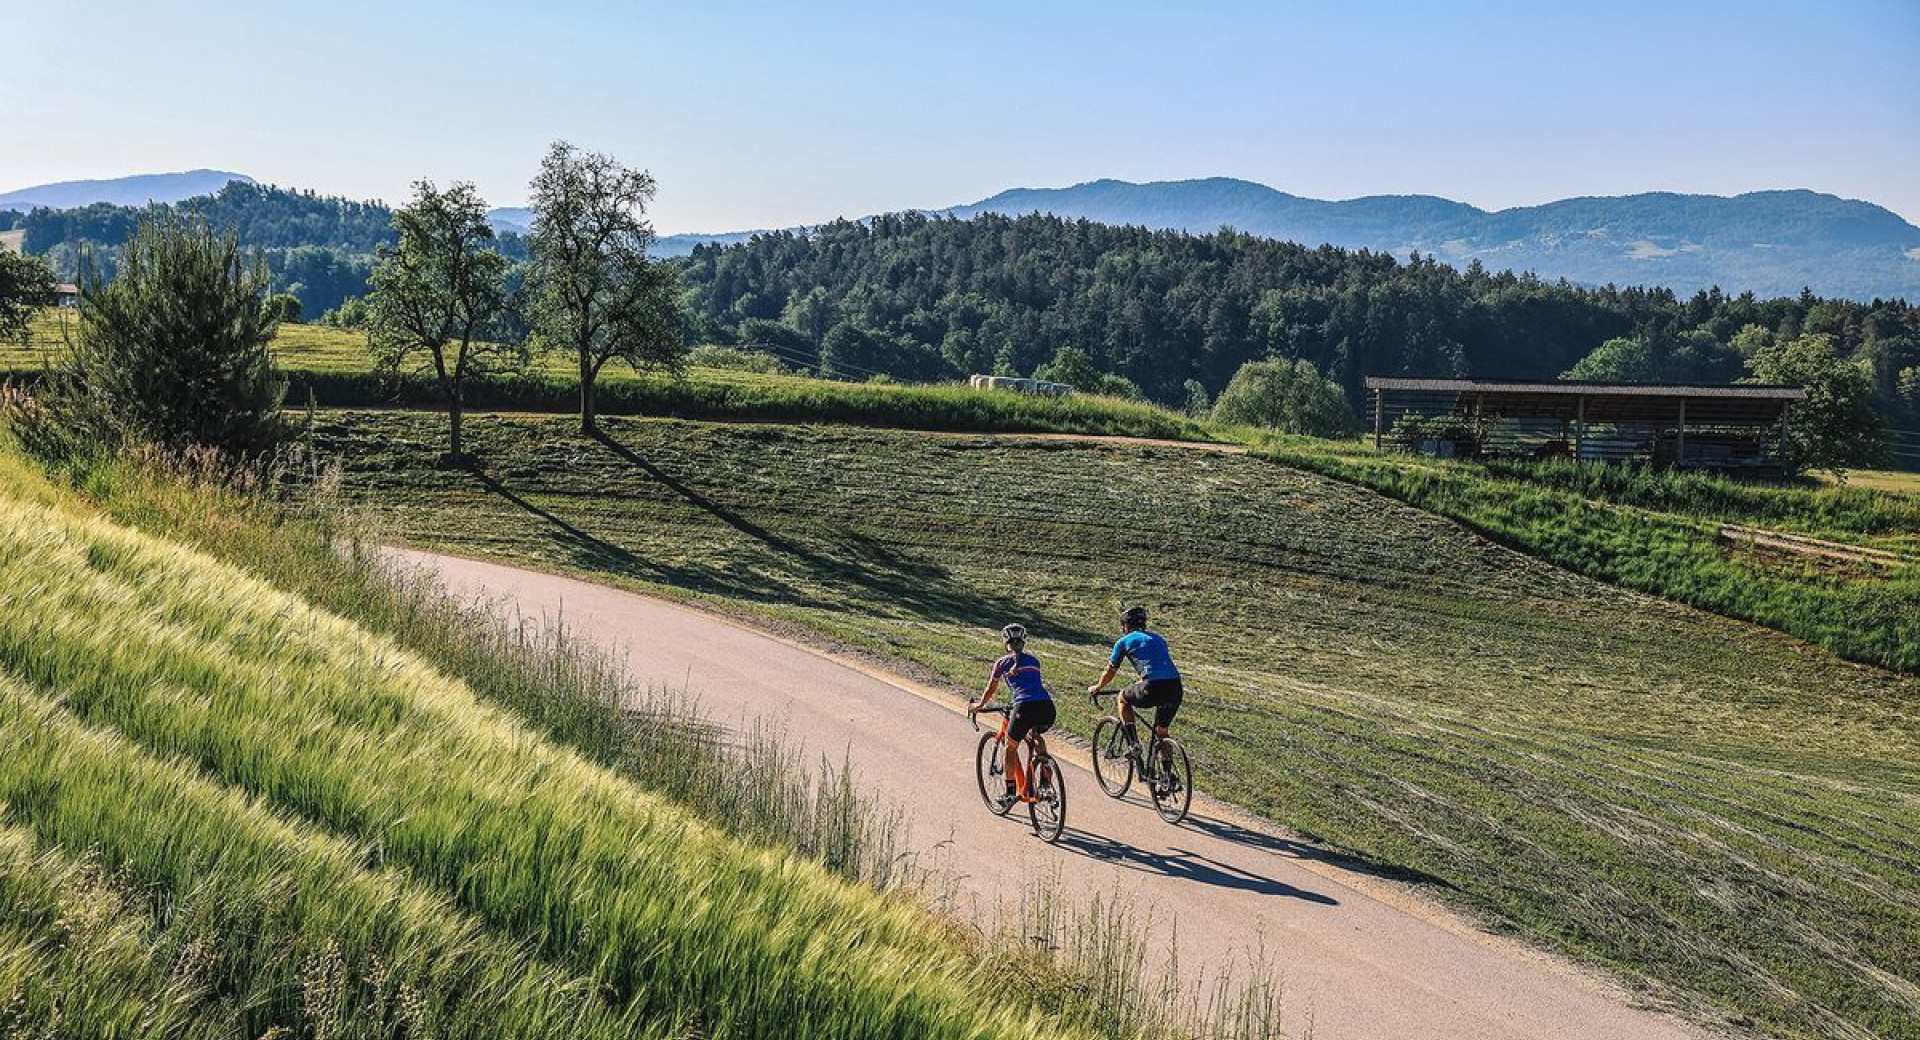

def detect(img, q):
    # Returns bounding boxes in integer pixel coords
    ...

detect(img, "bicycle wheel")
[1028,755,1066,843]
[1091,716,1134,798]
[976,732,1015,816]
[1149,737,1192,824]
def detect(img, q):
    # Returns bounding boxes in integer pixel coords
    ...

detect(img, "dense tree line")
[4,183,529,317]
[678,212,1920,433]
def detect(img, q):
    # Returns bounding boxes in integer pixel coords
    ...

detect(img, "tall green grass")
[0,824,225,1039]
[0,491,1089,1040]
[281,368,1209,439]
[0,676,661,1040]
[0,447,1289,1040]
[1477,456,1920,548]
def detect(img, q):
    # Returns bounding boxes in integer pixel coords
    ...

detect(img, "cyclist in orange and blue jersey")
[969,623,1056,806]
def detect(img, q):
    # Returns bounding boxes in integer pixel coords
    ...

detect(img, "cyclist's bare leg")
[1029,734,1049,789]
[1003,738,1028,797]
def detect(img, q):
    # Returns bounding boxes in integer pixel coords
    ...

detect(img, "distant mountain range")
[485,206,762,255]
[0,170,256,211]
[6,171,1916,300]
[666,178,1920,301]
[943,179,1920,301]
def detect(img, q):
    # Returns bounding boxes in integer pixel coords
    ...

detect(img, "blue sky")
[3,0,1916,232]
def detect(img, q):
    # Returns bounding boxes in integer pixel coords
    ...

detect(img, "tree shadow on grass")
[585,428,1100,641]
[1054,827,1339,904]
[467,468,811,604]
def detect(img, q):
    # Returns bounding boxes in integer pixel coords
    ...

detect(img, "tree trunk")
[579,351,598,435]
[449,395,464,458]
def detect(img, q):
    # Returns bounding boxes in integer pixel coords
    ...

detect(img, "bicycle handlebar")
[968,702,1010,732]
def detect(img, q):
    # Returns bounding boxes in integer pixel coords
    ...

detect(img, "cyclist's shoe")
[999,782,1019,809]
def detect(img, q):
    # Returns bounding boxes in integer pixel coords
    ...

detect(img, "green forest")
[677,213,1920,430]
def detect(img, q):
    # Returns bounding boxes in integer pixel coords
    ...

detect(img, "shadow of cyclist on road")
[1055,827,1339,904]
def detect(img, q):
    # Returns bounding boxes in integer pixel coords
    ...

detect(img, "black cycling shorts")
[1007,699,1056,742]
[1122,678,1184,729]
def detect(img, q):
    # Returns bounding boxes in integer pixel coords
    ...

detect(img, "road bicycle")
[971,702,1066,843]
[1090,687,1193,823]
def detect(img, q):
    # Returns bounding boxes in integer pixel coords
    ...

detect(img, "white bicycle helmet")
[1001,623,1028,643]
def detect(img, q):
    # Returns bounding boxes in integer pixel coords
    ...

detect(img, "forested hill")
[680,211,1919,412]
[3,183,525,317]
[0,169,255,210]
[948,178,1920,301]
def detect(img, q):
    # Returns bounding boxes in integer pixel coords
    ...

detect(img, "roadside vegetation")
[0,438,1298,1039]
[1258,436,1920,672]
[307,408,1920,1040]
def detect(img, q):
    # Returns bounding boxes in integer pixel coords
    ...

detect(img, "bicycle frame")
[1092,688,1168,776]
[973,704,1046,803]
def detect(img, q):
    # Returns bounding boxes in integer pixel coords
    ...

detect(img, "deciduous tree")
[1744,333,1884,472]
[526,142,684,434]
[367,181,519,461]
[1212,358,1358,437]
[0,250,55,343]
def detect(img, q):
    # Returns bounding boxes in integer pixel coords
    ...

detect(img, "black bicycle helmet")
[1120,605,1149,630]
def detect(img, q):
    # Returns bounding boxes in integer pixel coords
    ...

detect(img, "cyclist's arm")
[972,673,1003,713]
[1087,661,1122,696]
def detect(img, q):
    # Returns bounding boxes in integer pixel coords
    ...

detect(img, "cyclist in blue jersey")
[1087,606,1183,750]
[970,623,1056,806]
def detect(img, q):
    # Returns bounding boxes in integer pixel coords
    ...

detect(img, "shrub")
[264,291,303,324]
[43,212,284,457]
[1213,358,1357,437]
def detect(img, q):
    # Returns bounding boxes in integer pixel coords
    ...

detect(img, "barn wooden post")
[1676,398,1688,467]
[1779,401,1793,470]
[1574,395,1586,461]
[1373,387,1384,450]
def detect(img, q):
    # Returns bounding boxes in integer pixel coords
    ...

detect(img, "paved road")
[395,547,1710,1040]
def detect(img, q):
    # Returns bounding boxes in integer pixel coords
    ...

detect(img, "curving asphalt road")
[394,547,1711,1040]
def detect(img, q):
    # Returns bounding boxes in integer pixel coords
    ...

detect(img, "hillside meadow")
[308,409,1920,1040]
[0,444,1277,1040]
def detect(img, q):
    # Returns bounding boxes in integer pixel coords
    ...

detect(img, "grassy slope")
[314,409,1920,1040]
[0,454,1109,1040]
[1257,437,1920,673]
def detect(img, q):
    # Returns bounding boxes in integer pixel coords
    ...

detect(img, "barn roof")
[1363,377,1804,400]
[1364,377,1804,425]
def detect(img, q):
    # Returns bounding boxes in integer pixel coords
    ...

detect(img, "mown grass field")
[309,408,1920,1040]
[0,446,1203,1040]
[1256,436,1920,673]
[3,311,1210,440]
